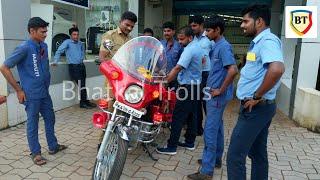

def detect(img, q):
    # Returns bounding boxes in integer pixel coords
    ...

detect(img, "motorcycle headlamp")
[124,85,144,104]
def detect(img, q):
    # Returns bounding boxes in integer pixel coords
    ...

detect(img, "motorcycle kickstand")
[142,143,158,161]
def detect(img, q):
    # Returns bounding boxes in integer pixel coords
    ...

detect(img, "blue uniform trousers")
[24,95,58,155]
[200,99,226,175]
[227,102,276,180]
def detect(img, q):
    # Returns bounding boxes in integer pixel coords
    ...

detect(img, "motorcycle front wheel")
[92,131,128,180]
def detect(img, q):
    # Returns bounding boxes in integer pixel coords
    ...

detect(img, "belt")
[69,63,84,66]
[240,99,275,105]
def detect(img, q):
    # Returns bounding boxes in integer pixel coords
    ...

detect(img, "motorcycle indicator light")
[98,99,108,109]
[92,112,109,128]
[152,90,160,99]
[111,71,120,80]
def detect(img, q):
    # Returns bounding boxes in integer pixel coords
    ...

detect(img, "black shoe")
[80,103,94,109]
[85,101,97,108]
[197,128,204,136]
[178,141,195,151]
[197,159,222,168]
[187,172,212,180]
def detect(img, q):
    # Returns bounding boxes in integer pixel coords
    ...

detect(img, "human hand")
[243,99,261,112]
[17,90,26,104]
[211,88,221,97]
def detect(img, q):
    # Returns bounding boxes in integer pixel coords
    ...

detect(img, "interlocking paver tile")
[48,167,72,178]
[5,168,32,178]
[175,166,198,176]
[283,176,307,180]
[282,170,308,178]
[308,174,320,180]
[133,171,157,180]
[27,172,52,179]
[138,166,161,176]
[154,162,176,171]
[68,172,90,180]
[0,164,13,173]
[0,174,22,180]
[159,170,184,180]
[75,167,92,176]
[122,163,140,176]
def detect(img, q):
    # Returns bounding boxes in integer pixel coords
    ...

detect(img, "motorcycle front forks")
[96,108,117,162]
[96,108,134,162]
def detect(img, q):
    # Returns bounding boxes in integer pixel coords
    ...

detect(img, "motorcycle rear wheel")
[92,131,128,180]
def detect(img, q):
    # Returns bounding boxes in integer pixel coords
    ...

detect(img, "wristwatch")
[253,91,262,100]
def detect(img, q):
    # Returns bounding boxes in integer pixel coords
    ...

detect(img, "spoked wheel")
[92,131,128,180]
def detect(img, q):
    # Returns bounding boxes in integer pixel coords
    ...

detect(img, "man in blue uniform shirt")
[52,27,96,109]
[189,15,213,136]
[160,21,183,91]
[156,26,203,155]
[0,17,67,165]
[227,5,285,180]
[188,16,238,180]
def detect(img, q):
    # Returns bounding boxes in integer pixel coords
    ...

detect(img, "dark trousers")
[68,63,87,104]
[197,71,209,134]
[168,79,178,92]
[227,102,276,180]
[167,85,200,148]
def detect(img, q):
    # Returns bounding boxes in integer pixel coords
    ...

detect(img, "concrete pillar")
[0,0,31,129]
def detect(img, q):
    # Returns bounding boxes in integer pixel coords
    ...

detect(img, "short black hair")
[162,21,175,30]
[143,28,154,36]
[27,17,49,33]
[189,15,204,25]
[69,27,79,35]
[241,4,271,26]
[121,11,137,23]
[177,26,193,37]
[204,15,225,34]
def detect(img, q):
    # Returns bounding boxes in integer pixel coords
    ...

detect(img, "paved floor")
[0,100,320,180]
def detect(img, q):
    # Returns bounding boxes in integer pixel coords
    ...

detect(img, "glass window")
[49,0,128,61]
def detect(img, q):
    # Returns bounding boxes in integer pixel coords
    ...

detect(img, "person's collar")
[70,39,78,43]
[117,27,129,37]
[215,36,225,44]
[201,31,206,37]
[252,28,270,44]
[28,38,41,48]
[194,31,206,40]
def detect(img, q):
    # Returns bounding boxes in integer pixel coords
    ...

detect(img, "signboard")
[53,0,89,9]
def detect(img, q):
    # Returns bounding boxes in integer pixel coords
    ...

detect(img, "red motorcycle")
[92,36,176,180]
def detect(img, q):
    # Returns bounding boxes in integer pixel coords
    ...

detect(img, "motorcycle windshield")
[112,36,167,83]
